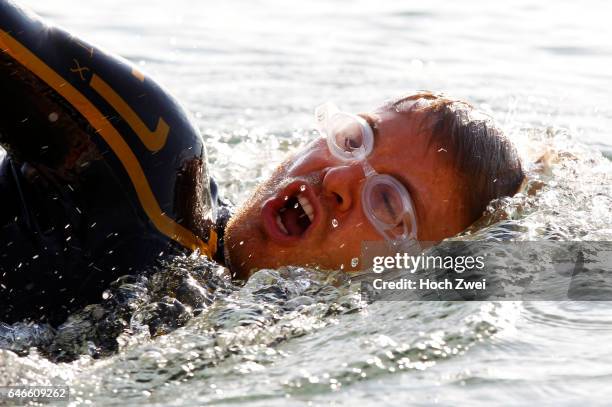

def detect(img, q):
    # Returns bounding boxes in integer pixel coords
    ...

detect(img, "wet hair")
[386,91,525,223]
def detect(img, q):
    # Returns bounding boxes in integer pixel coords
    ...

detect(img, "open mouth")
[276,194,315,235]
[261,182,320,244]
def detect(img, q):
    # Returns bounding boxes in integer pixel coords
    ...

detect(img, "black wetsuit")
[0,1,221,324]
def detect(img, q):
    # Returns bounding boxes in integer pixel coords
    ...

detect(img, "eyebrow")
[357,113,379,138]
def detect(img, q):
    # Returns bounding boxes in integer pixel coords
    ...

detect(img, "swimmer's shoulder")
[0,0,217,256]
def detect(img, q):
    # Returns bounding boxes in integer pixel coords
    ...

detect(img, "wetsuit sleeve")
[0,0,217,255]
[0,0,219,323]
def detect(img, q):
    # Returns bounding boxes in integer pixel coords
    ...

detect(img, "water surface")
[2,0,612,405]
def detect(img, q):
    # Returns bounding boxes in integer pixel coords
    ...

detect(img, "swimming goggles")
[314,102,418,243]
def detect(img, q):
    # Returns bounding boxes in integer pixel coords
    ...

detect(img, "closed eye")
[381,191,397,220]
[344,137,360,150]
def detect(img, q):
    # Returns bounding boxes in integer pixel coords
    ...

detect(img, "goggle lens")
[329,114,366,157]
[316,103,374,161]
[363,174,417,240]
[368,182,405,226]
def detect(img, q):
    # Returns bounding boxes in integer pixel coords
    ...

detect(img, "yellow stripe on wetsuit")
[0,30,217,258]
[90,74,169,152]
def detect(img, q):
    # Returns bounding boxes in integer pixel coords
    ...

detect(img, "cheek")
[324,219,380,258]
[417,193,467,240]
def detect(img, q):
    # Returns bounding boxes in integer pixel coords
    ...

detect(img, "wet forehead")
[366,109,437,160]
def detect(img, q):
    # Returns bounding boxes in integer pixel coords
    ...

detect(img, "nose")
[322,164,364,212]
[287,137,333,175]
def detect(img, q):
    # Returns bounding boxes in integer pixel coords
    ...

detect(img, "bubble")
[300,185,306,192]
[332,219,339,228]
[239,241,244,245]
[351,257,359,267]
[48,112,58,122]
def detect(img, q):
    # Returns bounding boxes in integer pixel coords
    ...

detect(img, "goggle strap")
[361,160,376,177]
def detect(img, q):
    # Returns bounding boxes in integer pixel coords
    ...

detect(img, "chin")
[224,216,300,278]
[224,213,258,278]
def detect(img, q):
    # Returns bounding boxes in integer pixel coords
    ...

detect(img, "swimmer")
[0,1,524,324]
[224,97,524,278]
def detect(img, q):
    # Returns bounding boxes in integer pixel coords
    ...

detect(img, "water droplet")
[340,264,345,270]
[294,203,299,209]
[300,185,306,192]
[351,257,359,267]
[331,219,339,228]
[284,195,289,200]
[239,241,244,245]
[102,290,111,300]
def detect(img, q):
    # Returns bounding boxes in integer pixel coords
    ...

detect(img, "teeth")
[297,194,315,222]
[276,215,288,234]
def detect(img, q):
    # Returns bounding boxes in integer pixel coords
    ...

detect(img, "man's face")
[224,106,473,278]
